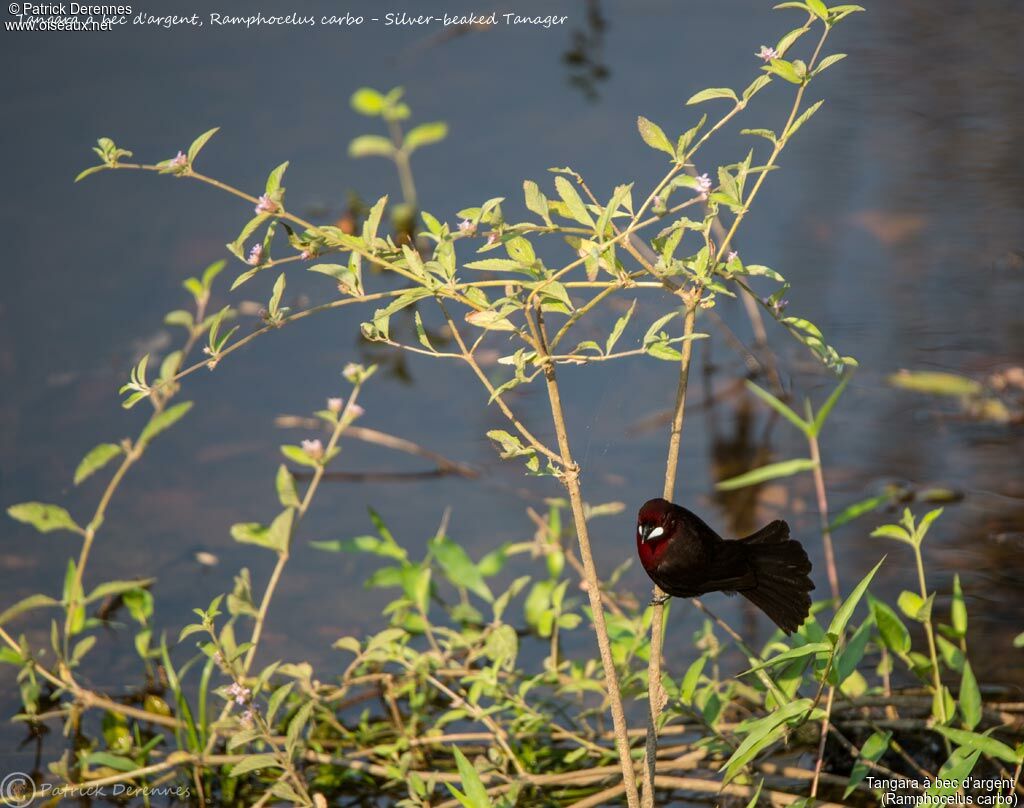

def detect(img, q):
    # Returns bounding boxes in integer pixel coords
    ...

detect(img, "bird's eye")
[648,526,664,539]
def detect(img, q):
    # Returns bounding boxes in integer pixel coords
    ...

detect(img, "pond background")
[2,0,1023,781]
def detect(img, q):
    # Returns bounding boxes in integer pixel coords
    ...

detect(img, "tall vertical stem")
[808,431,840,602]
[641,299,699,808]
[535,310,641,808]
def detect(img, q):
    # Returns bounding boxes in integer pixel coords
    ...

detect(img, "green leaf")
[7,502,81,535]
[138,401,193,448]
[187,127,220,163]
[745,381,809,435]
[933,727,1021,764]
[814,53,847,74]
[723,698,813,782]
[959,661,982,730]
[869,595,910,655]
[844,731,890,798]
[348,135,396,159]
[404,122,448,153]
[766,58,803,85]
[715,458,817,491]
[806,0,828,19]
[229,753,280,776]
[351,87,386,115]
[231,509,293,554]
[311,534,407,562]
[871,523,915,546]
[606,300,636,355]
[446,746,492,808]
[686,87,738,105]
[741,642,830,676]
[523,180,552,226]
[830,494,889,530]
[898,590,932,622]
[811,373,851,436]
[84,751,139,772]
[786,99,824,140]
[636,116,675,158]
[0,593,59,625]
[554,176,594,226]
[950,574,967,637]
[73,443,123,485]
[888,370,982,397]
[264,161,289,196]
[281,444,321,469]
[680,654,708,705]
[431,534,492,602]
[827,557,885,639]
[273,465,300,509]
[86,579,154,605]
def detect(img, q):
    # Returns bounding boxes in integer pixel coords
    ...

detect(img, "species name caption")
[8,6,569,28]
[869,777,1018,807]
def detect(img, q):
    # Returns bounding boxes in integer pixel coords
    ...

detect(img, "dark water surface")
[2,0,1023,784]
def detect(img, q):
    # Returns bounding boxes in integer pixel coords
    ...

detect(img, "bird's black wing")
[653,538,757,598]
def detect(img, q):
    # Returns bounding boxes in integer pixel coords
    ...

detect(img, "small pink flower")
[247,244,264,266]
[342,363,362,383]
[300,249,313,260]
[757,45,779,62]
[727,250,738,262]
[695,174,712,198]
[348,403,365,419]
[327,397,344,413]
[227,682,251,705]
[486,231,500,246]
[458,219,476,235]
[240,708,255,729]
[255,194,279,214]
[653,195,663,208]
[301,439,324,460]
[169,150,188,170]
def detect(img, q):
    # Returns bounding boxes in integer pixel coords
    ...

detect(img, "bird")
[636,497,814,634]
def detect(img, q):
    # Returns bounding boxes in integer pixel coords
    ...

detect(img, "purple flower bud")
[458,219,476,235]
[240,708,255,729]
[757,45,779,62]
[170,151,188,170]
[727,250,738,262]
[247,244,264,266]
[300,249,313,260]
[349,403,365,419]
[327,397,344,413]
[301,439,324,460]
[486,231,500,246]
[255,194,279,215]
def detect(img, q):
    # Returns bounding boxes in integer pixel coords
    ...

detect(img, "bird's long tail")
[738,520,814,634]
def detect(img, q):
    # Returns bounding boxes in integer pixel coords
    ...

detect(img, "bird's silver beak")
[639,524,652,543]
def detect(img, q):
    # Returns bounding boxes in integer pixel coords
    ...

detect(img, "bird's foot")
[649,594,671,607]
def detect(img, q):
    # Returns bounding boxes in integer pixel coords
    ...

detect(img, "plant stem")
[807,429,840,603]
[641,298,699,808]
[387,119,418,208]
[915,544,947,723]
[534,308,641,808]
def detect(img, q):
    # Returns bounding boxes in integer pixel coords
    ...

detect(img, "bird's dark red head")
[636,497,679,568]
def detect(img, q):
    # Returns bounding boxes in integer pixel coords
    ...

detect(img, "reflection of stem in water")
[563,0,609,101]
